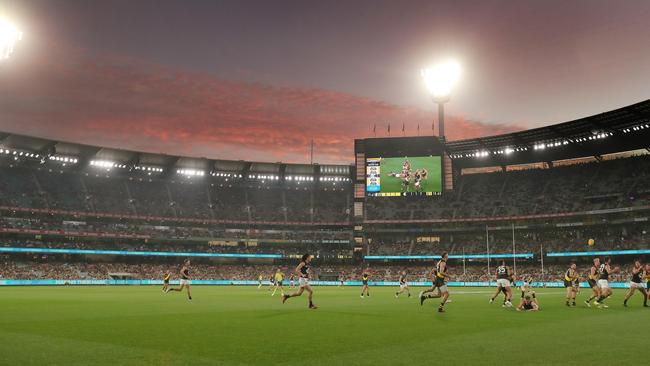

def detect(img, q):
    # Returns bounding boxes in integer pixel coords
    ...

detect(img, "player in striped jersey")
[584,257,601,307]
[563,263,579,307]
[162,272,171,293]
[419,252,450,313]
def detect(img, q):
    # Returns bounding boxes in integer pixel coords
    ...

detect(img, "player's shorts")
[400,282,408,289]
[299,277,309,288]
[277,281,283,286]
[588,279,597,288]
[180,279,190,286]
[597,279,609,289]
[434,277,447,291]
[563,280,574,288]
[436,284,448,293]
[362,280,368,286]
[163,280,169,285]
[290,280,295,285]
[496,278,511,288]
[630,281,645,289]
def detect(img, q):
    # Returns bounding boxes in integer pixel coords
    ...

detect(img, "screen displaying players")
[366,156,442,197]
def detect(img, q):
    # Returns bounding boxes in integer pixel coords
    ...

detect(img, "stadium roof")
[446,99,650,168]
[1,99,649,172]
[0,131,352,178]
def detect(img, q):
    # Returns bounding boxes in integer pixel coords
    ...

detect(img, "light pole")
[0,18,22,61]
[421,60,461,141]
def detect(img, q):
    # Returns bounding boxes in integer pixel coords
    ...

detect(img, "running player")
[268,275,275,291]
[282,253,317,309]
[517,295,540,312]
[258,274,264,289]
[594,257,619,308]
[395,271,411,298]
[623,260,648,307]
[361,269,370,298]
[338,271,345,287]
[162,271,171,293]
[289,273,295,288]
[419,252,450,313]
[564,263,579,307]
[271,268,284,297]
[166,259,192,301]
[584,257,601,307]
[489,261,513,307]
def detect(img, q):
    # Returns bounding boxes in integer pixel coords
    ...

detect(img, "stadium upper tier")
[1,100,650,225]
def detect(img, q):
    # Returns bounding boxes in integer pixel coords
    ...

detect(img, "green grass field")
[0,286,647,365]
[379,156,441,194]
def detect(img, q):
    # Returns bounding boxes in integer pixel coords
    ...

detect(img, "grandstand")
[1,100,649,284]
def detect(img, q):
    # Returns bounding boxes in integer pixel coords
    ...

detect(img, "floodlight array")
[177,169,205,177]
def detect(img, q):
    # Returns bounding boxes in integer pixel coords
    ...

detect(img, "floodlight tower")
[421,60,461,141]
[0,18,22,61]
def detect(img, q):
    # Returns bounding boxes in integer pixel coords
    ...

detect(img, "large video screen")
[366,156,442,197]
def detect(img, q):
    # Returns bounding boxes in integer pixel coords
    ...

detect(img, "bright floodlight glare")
[0,18,22,61]
[421,60,461,100]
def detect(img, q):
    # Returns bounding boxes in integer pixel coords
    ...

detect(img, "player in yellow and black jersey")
[271,268,285,297]
[584,257,601,307]
[564,263,579,307]
[162,272,171,293]
[419,252,450,313]
[361,269,370,298]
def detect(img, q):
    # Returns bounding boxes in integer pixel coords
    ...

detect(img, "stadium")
[1,2,650,366]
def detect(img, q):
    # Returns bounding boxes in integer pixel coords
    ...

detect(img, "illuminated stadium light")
[421,60,461,100]
[134,165,163,173]
[0,18,22,61]
[177,169,205,177]
[49,155,78,164]
[90,160,116,169]
[0,148,41,159]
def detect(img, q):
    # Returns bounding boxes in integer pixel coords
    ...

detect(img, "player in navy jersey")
[166,259,192,301]
[395,271,411,298]
[623,260,648,307]
[282,253,317,309]
[594,257,619,308]
[490,261,513,307]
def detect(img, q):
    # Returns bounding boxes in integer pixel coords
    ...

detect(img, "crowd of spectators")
[366,155,650,220]
[0,165,351,223]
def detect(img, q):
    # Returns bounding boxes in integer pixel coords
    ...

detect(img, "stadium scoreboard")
[355,136,450,198]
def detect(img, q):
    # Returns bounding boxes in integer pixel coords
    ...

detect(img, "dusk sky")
[1,0,649,164]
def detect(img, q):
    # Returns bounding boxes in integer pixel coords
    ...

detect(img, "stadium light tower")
[0,17,22,61]
[421,60,461,140]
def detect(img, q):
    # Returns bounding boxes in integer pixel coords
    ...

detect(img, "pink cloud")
[0,48,520,164]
